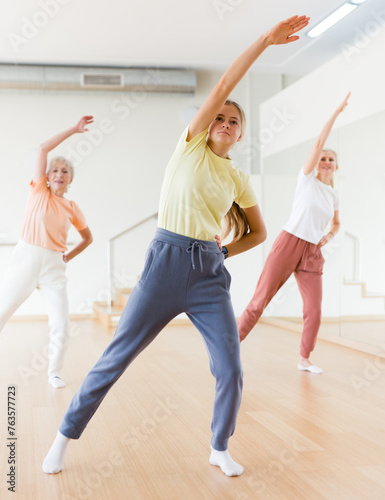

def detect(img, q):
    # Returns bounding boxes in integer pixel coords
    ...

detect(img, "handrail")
[0,241,75,246]
[345,231,362,282]
[107,213,158,309]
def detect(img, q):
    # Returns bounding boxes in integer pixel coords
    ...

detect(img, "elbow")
[249,227,267,248]
[38,144,50,156]
[258,227,267,245]
[83,232,93,247]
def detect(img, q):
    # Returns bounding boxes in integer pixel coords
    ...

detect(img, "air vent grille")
[81,73,123,87]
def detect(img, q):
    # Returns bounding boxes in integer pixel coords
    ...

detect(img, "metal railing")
[106,213,158,309]
[345,231,362,282]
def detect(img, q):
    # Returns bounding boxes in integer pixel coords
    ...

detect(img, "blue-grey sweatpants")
[59,228,242,451]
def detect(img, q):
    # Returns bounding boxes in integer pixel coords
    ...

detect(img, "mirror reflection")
[261,109,385,352]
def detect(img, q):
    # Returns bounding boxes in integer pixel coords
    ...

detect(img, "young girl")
[238,93,350,374]
[0,116,93,388]
[43,15,309,476]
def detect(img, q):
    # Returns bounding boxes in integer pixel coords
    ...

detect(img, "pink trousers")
[238,230,325,358]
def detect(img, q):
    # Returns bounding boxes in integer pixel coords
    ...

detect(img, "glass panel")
[261,136,341,339]
[338,110,385,350]
[261,109,385,353]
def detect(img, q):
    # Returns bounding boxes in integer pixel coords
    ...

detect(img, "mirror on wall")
[337,109,385,350]
[260,109,385,351]
[260,135,341,340]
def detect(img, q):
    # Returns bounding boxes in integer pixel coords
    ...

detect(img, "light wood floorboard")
[1,319,385,500]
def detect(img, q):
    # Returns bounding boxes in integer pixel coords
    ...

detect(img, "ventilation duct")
[0,64,196,94]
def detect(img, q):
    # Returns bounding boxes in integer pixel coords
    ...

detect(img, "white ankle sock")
[209,446,244,476]
[42,431,70,474]
[49,377,66,389]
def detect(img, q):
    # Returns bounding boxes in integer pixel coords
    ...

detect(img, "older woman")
[0,116,93,388]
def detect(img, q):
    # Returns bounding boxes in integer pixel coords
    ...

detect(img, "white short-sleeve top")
[283,168,339,245]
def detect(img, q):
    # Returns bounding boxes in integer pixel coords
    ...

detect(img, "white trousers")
[0,240,69,380]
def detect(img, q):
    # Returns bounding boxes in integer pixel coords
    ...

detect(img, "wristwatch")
[222,246,229,259]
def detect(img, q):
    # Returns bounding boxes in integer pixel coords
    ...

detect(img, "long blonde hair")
[220,100,248,240]
[222,202,249,242]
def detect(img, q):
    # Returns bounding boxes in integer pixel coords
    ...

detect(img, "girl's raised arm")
[187,15,309,141]
[303,93,350,175]
[33,115,94,183]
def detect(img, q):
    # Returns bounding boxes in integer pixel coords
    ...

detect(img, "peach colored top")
[21,176,87,252]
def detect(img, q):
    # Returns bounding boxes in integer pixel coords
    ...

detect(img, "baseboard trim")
[260,317,385,359]
[8,313,94,322]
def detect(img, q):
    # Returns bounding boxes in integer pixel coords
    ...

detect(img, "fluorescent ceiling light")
[307,3,358,39]
[350,0,367,4]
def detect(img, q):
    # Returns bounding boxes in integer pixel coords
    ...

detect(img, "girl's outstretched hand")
[75,115,94,133]
[266,15,310,45]
[337,92,351,114]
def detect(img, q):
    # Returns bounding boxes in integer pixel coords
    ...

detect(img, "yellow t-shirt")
[21,176,87,252]
[158,127,257,240]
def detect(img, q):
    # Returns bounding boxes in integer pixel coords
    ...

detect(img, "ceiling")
[1,0,384,77]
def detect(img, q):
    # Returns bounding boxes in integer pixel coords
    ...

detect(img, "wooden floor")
[1,319,385,500]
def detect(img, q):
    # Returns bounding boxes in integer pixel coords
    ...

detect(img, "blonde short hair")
[321,149,338,188]
[48,156,74,180]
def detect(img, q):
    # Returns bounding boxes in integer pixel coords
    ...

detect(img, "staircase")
[93,288,133,327]
[343,280,385,315]
[93,287,190,329]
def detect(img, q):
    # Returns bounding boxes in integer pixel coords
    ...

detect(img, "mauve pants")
[238,230,325,358]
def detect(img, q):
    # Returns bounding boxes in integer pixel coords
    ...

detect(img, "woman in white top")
[238,93,350,373]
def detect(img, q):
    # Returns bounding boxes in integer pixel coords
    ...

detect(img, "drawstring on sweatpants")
[186,241,208,272]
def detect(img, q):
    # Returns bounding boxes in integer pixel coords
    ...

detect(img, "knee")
[304,305,321,321]
[49,320,70,336]
[217,362,243,386]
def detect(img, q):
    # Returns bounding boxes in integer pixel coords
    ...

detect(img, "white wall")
[260,25,385,158]
[0,70,280,317]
